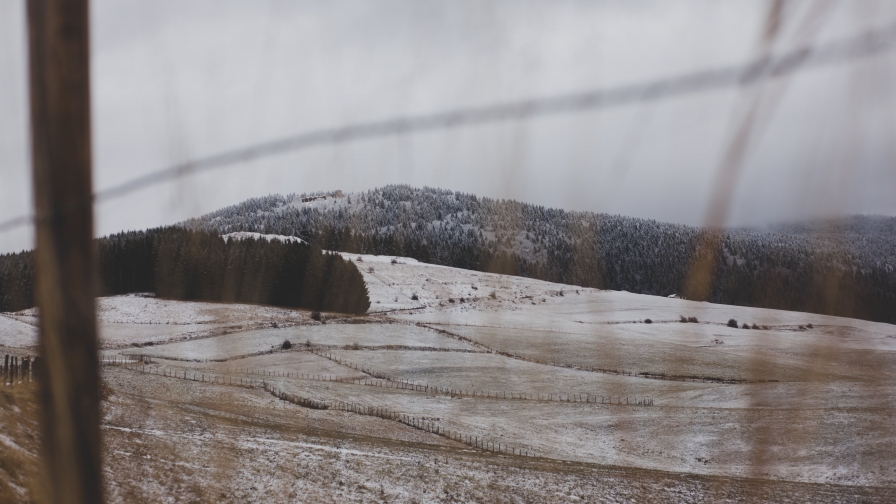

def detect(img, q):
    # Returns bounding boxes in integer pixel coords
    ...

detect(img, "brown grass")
[0,384,41,504]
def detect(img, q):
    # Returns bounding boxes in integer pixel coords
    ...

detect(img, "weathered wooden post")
[27,0,102,496]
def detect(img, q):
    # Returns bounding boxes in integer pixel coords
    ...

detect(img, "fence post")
[27,0,103,499]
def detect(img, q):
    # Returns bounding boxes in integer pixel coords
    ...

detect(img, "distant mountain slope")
[182,185,896,324]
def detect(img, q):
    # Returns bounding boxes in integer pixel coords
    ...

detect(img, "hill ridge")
[182,185,896,324]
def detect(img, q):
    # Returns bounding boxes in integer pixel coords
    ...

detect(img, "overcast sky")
[1,0,895,253]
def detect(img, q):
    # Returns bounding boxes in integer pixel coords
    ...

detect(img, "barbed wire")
[2,20,896,236]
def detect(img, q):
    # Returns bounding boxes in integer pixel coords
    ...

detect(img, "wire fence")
[3,19,896,235]
[1,354,38,386]
[102,358,540,458]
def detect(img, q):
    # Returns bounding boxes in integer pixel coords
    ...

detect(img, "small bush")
[727,319,738,328]
[688,316,698,323]
[305,339,311,347]
[490,291,497,299]
[281,340,292,350]
[742,323,750,329]
[368,267,375,273]
[448,298,455,303]
[806,323,813,329]
[391,258,398,265]
[350,342,361,350]
[644,319,653,324]
[798,325,806,330]
[356,256,363,262]
[680,315,688,323]
[411,293,419,301]
[311,311,322,322]
[751,323,760,329]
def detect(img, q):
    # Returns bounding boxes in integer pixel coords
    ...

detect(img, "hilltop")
[182,185,896,324]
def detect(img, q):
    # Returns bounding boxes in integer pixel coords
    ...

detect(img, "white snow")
[221,232,306,244]
[0,314,37,348]
[4,252,895,492]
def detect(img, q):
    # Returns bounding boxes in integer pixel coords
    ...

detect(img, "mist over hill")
[184,185,896,324]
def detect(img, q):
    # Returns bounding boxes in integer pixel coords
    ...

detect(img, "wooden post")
[27,0,102,500]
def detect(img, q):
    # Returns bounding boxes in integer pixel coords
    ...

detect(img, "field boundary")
[103,360,541,458]
[417,323,746,384]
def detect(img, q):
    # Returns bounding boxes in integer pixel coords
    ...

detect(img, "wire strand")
[2,20,896,235]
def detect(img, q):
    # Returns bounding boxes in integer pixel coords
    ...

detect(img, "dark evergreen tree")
[0,227,369,315]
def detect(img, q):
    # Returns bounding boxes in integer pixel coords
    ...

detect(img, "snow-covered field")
[0,313,37,348]
[3,254,896,501]
[124,322,477,361]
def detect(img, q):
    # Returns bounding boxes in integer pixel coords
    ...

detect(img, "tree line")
[0,227,370,315]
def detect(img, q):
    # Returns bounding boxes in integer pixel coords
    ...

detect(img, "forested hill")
[182,185,896,324]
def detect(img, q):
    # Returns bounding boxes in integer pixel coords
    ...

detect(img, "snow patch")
[221,232,306,244]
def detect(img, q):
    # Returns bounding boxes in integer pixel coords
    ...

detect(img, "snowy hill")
[182,185,896,324]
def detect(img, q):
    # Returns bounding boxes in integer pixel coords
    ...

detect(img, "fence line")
[106,359,539,457]
[418,323,744,384]
[103,352,654,405]
[1,354,38,386]
[307,348,654,406]
[121,343,485,365]
[265,382,537,458]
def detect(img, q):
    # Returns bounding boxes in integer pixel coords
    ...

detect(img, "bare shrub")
[687,316,698,323]
[311,311,322,322]
[727,319,738,328]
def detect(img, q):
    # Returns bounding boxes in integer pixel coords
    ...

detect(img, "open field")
[8,378,891,504]
[0,315,36,349]
[123,322,477,362]
[3,255,896,501]
[325,349,716,398]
